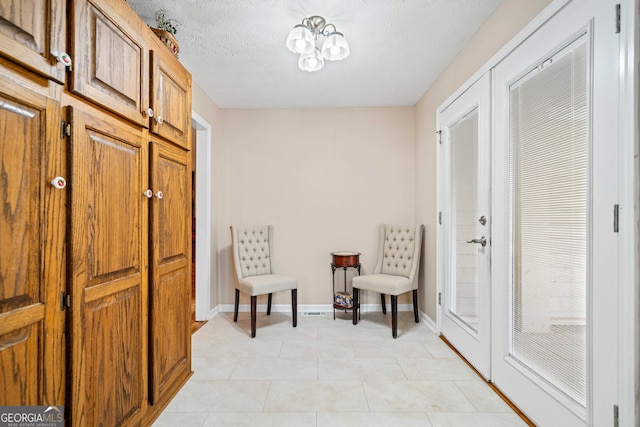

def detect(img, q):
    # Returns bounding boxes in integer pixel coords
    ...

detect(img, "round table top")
[330,251,361,256]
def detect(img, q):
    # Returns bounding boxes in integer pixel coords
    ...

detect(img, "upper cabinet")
[0,0,68,83]
[150,41,192,149]
[69,0,150,127]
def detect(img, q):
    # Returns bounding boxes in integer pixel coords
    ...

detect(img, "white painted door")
[438,72,491,379]
[492,1,618,425]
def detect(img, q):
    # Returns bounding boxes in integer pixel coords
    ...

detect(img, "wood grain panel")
[0,59,65,407]
[150,45,191,148]
[68,102,148,426]
[70,0,148,127]
[0,0,66,82]
[149,139,191,404]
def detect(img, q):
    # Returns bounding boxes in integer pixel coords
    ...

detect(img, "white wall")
[218,107,415,307]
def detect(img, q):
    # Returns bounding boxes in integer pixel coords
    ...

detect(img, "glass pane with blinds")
[450,108,479,332]
[510,36,588,405]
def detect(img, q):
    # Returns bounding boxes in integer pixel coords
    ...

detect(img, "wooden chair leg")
[291,289,297,327]
[412,289,419,323]
[250,295,257,338]
[267,293,272,315]
[352,288,359,325]
[233,289,240,322]
[391,295,398,339]
[381,294,387,314]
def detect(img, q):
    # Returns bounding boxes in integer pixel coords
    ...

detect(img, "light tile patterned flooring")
[153,310,527,427]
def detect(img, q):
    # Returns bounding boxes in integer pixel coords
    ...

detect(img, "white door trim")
[191,111,213,321]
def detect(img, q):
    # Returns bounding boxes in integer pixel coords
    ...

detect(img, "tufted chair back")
[231,225,273,279]
[374,224,423,285]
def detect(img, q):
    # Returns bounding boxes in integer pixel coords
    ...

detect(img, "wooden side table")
[331,251,361,320]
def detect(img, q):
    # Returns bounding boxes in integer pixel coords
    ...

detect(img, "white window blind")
[509,36,588,405]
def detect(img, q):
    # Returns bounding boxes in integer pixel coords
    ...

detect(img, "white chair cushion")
[236,225,272,277]
[352,273,412,296]
[380,225,416,278]
[239,274,297,296]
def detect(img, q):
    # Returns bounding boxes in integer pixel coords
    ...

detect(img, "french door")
[438,72,491,379]
[492,0,618,425]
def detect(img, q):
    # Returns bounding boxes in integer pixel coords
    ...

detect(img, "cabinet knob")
[155,115,164,125]
[155,191,163,199]
[51,176,67,189]
[56,52,72,69]
[143,189,153,198]
[145,108,154,118]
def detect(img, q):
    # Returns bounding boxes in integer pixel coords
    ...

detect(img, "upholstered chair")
[230,225,298,338]
[352,224,424,338]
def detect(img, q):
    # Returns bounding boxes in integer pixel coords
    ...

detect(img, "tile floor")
[153,310,528,427]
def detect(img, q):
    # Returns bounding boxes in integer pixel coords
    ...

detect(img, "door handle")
[466,236,487,247]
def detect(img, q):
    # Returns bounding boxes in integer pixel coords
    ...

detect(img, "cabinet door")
[67,103,148,426]
[0,0,67,83]
[149,138,191,404]
[70,0,149,127]
[0,60,66,407]
[150,45,192,149]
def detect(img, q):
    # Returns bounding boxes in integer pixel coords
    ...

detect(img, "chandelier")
[286,16,350,72]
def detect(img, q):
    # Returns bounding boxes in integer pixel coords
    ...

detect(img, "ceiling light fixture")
[286,16,349,72]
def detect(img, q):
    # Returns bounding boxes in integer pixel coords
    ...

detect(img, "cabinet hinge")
[437,130,442,144]
[613,204,619,232]
[613,404,619,427]
[438,292,442,306]
[60,292,70,311]
[61,121,71,138]
[438,211,442,225]
[615,4,621,34]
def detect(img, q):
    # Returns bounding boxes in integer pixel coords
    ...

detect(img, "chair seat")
[352,273,412,295]
[239,274,297,296]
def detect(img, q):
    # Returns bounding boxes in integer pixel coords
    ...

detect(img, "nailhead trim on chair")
[237,226,272,277]
[381,225,415,278]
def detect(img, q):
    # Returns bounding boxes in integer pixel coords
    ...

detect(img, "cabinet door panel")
[151,47,191,148]
[0,62,65,406]
[68,104,148,426]
[70,0,148,127]
[149,139,191,404]
[0,0,66,82]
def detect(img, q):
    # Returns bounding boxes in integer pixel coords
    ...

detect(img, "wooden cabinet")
[66,100,149,426]
[149,139,192,405]
[150,45,192,148]
[69,0,150,127]
[0,58,66,406]
[0,0,67,83]
[0,0,193,425]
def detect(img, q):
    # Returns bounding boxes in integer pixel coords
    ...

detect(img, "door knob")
[155,191,163,199]
[143,189,153,198]
[51,176,67,189]
[155,115,164,125]
[466,236,487,247]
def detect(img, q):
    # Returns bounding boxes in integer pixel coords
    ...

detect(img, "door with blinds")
[492,0,618,425]
[438,72,492,379]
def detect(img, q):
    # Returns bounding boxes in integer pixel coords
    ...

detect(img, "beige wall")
[415,0,553,321]
[218,107,416,307]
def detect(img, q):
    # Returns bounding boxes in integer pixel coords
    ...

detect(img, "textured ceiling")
[126,0,503,109]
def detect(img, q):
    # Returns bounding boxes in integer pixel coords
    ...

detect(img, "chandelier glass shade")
[286,16,349,72]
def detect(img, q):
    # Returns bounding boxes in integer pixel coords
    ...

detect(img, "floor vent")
[302,311,327,316]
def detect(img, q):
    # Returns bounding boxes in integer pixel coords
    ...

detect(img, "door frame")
[434,0,638,424]
[191,111,213,321]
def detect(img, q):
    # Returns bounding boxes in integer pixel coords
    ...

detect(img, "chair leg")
[381,294,387,315]
[352,288,359,325]
[267,293,272,315]
[391,295,398,339]
[412,289,419,323]
[291,289,297,327]
[233,289,240,322]
[250,295,257,338]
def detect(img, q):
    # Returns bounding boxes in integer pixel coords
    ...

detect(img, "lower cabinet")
[0,58,66,409]
[148,138,192,406]
[64,99,192,426]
